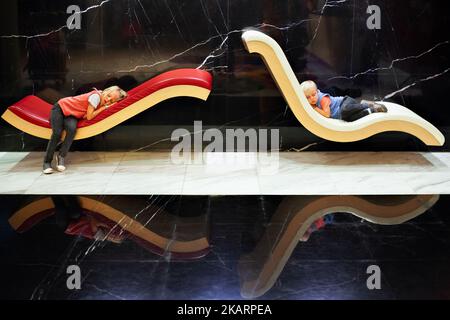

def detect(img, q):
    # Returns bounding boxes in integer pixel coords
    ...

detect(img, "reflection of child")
[300,80,387,121]
[65,215,125,244]
[300,214,334,242]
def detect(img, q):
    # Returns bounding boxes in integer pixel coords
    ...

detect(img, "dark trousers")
[52,196,82,230]
[44,103,78,164]
[340,97,370,122]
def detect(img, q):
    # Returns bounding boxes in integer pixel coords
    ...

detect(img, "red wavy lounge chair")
[1,68,212,140]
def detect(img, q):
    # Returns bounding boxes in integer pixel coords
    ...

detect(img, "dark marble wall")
[1,0,449,151]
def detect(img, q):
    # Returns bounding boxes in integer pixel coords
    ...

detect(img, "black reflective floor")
[1,194,450,300]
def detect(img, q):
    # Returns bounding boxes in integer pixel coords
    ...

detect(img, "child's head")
[102,86,128,106]
[300,80,318,105]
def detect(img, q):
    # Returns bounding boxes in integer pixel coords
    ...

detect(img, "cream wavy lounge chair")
[1,69,212,140]
[8,196,210,259]
[241,30,445,146]
[238,195,439,298]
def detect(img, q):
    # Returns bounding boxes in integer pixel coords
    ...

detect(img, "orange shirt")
[58,89,101,119]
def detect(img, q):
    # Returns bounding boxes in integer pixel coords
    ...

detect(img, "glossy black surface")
[1,194,450,300]
[1,0,450,151]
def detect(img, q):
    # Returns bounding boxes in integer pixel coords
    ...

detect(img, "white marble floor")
[1,151,449,195]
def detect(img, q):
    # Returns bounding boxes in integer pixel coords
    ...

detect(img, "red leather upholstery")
[8,95,52,128]
[78,68,212,127]
[7,68,212,129]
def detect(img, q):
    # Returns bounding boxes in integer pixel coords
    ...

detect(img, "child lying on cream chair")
[300,80,387,121]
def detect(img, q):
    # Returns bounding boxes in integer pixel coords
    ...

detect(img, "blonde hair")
[299,80,317,93]
[102,85,128,101]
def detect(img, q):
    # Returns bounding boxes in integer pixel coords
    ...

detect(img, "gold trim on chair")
[8,196,210,254]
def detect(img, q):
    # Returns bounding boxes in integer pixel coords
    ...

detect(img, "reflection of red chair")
[1,69,212,140]
[8,196,210,260]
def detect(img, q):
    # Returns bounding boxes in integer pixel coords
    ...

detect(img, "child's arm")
[84,104,108,120]
[84,93,112,120]
[313,96,331,118]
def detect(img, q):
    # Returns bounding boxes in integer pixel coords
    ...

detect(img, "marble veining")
[0,151,450,194]
[1,194,450,299]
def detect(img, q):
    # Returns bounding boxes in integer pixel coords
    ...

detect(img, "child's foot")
[361,100,388,113]
[370,103,387,113]
[43,163,54,174]
[56,155,66,172]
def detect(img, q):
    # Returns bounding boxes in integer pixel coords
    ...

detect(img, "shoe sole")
[361,100,388,113]
[43,168,54,174]
[370,104,388,113]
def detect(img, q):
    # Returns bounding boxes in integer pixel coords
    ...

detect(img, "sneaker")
[43,162,54,174]
[361,100,388,113]
[56,155,66,172]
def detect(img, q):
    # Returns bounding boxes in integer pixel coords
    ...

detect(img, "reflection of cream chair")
[241,30,444,146]
[238,195,439,299]
[8,196,210,259]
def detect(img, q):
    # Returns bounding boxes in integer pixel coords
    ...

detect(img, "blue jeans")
[340,96,370,122]
[43,103,78,164]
